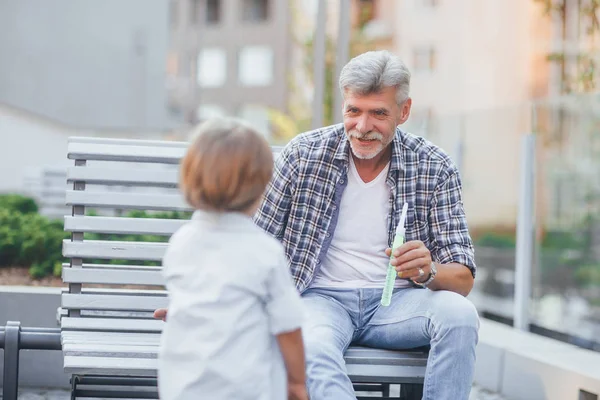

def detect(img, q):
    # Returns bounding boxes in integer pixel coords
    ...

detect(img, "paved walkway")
[6,384,509,399]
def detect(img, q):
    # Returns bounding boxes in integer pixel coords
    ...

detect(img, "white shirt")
[158,211,304,400]
[310,156,410,289]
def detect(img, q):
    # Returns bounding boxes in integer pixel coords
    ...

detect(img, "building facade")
[167,0,292,136]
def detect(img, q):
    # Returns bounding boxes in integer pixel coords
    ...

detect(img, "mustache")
[348,130,383,141]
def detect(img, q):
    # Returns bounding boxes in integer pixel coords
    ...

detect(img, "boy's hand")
[153,308,168,321]
[288,382,309,400]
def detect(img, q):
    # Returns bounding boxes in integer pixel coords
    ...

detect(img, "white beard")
[347,129,389,160]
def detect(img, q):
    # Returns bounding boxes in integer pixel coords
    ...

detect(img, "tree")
[280,2,385,140]
[535,0,600,93]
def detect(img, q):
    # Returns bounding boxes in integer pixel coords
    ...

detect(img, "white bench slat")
[346,364,426,383]
[67,142,187,164]
[344,348,427,366]
[65,190,192,211]
[62,267,164,286]
[67,167,179,187]
[64,216,185,235]
[61,317,164,333]
[63,240,167,261]
[62,263,163,272]
[63,349,426,380]
[62,332,161,344]
[62,294,168,312]
[63,343,158,358]
[63,356,157,376]
[61,287,166,296]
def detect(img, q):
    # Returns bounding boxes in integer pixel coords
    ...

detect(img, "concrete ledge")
[475,318,600,400]
[0,285,70,389]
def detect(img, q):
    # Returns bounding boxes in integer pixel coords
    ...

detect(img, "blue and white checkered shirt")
[254,123,476,292]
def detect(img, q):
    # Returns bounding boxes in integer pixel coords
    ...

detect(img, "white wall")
[392,0,550,228]
[0,103,170,195]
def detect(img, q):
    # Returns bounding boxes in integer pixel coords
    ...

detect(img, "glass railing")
[531,94,600,350]
[403,97,600,352]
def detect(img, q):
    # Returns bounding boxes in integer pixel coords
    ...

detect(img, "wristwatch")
[411,262,437,288]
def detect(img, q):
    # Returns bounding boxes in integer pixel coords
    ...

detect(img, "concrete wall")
[0,103,172,194]
[0,0,174,130]
[475,319,600,400]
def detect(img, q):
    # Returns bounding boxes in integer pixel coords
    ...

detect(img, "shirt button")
[326,232,331,238]
[332,205,337,210]
[339,179,345,184]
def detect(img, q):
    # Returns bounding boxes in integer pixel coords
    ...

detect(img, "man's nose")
[356,115,372,133]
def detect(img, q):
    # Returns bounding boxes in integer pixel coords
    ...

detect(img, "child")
[157,118,307,400]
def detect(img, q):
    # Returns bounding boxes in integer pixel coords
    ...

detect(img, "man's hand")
[153,308,168,322]
[385,240,432,282]
[288,383,309,400]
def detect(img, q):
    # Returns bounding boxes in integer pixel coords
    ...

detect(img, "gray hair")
[338,50,411,105]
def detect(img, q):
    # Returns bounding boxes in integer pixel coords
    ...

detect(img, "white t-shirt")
[310,156,410,289]
[158,210,305,400]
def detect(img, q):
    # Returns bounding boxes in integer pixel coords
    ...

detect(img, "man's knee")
[430,291,480,331]
[302,325,348,362]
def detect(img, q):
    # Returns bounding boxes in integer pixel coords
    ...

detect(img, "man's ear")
[399,98,412,124]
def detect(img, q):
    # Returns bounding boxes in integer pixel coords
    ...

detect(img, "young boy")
[157,118,307,400]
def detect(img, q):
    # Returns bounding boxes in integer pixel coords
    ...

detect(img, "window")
[206,0,221,24]
[413,47,436,72]
[238,46,274,86]
[242,0,269,22]
[197,48,227,87]
[190,0,200,24]
[197,104,227,120]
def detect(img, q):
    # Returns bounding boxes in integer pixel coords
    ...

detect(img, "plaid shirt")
[254,123,475,292]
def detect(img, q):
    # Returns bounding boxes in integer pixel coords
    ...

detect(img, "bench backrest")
[60,136,282,333]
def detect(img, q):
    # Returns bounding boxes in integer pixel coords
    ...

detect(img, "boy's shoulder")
[248,225,286,259]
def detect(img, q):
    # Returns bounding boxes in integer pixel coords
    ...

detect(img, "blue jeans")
[301,287,480,400]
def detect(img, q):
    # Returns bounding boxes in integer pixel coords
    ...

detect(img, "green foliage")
[534,0,600,93]
[474,232,516,249]
[0,194,39,215]
[574,263,600,287]
[0,207,69,277]
[0,196,193,279]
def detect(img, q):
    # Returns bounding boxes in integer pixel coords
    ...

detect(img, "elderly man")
[156,50,479,400]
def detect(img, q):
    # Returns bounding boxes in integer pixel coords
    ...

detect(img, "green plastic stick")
[381,203,408,307]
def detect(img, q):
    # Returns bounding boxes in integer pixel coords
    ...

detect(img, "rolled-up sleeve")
[264,251,305,335]
[429,168,476,277]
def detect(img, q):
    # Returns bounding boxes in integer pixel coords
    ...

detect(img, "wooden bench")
[60,136,427,399]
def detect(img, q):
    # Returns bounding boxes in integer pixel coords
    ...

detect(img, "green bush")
[0,199,193,279]
[474,232,516,249]
[0,207,69,277]
[574,263,600,287]
[0,194,39,215]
